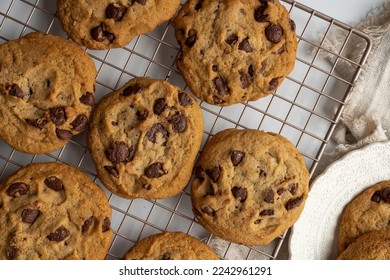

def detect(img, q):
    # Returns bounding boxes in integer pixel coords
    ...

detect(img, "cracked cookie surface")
[338,180,390,254]
[57,0,181,49]
[172,0,298,105]
[0,162,112,260]
[191,129,309,246]
[88,77,204,199]
[0,32,96,154]
[123,231,220,259]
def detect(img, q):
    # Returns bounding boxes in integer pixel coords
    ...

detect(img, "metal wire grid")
[0,0,371,260]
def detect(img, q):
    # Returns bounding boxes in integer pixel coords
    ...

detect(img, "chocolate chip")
[6,183,29,198]
[144,162,166,178]
[102,217,111,232]
[21,208,40,224]
[161,252,172,260]
[80,92,95,106]
[277,187,286,195]
[25,118,48,129]
[136,110,149,121]
[290,19,296,32]
[153,98,167,115]
[169,113,187,133]
[195,0,203,10]
[206,166,221,182]
[143,183,152,191]
[47,226,70,242]
[194,166,205,182]
[285,196,303,210]
[105,3,127,21]
[381,187,390,203]
[254,219,261,224]
[232,186,247,202]
[201,205,215,216]
[44,176,64,191]
[265,23,283,44]
[105,141,132,163]
[264,189,274,203]
[185,29,197,47]
[121,83,142,96]
[91,25,105,42]
[104,166,119,178]
[268,78,279,91]
[259,169,267,177]
[231,150,245,166]
[239,71,250,89]
[225,34,238,45]
[146,123,169,143]
[134,0,147,5]
[248,65,255,78]
[260,209,274,216]
[6,246,18,259]
[56,128,73,140]
[8,84,24,98]
[71,114,88,131]
[179,92,193,106]
[238,38,253,52]
[288,183,298,195]
[371,191,381,203]
[81,216,93,232]
[49,107,66,126]
[212,65,218,72]
[213,76,229,96]
[254,4,269,22]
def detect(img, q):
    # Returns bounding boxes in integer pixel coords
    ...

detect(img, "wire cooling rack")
[0,0,371,260]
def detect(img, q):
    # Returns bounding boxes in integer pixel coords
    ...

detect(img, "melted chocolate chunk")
[56,128,73,140]
[206,166,221,182]
[49,107,66,125]
[185,29,197,47]
[232,186,247,202]
[21,208,40,224]
[25,118,47,129]
[105,3,127,21]
[82,216,93,232]
[121,83,142,96]
[194,166,205,182]
[179,92,193,106]
[195,0,203,10]
[47,226,70,242]
[260,209,274,216]
[212,65,218,72]
[265,23,284,44]
[169,113,187,133]
[104,166,119,178]
[70,114,88,131]
[146,123,169,143]
[201,205,215,216]
[381,187,390,203]
[225,34,238,45]
[143,183,152,191]
[238,38,253,52]
[6,246,18,260]
[240,71,250,89]
[277,187,286,195]
[248,65,255,77]
[153,98,167,115]
[44,176,64,191]
[6,183,29,198]
[264,189,274,204]
[290,19,296,32]
[79,92,95,106]
[213,76,230,96]
[105,141,132,163]
[102,217,111,232]
[268,78,279,91]
[288,183,298,195]
[285,196,303,210]
[254,4,269,22]
[231,150,245,166]
[8,84,24,98]
[91,23,115,43]
[144,162,166,178]
[136,110,149,121]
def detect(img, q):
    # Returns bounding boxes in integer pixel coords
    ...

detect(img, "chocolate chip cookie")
[338,180,390,254]
[191,129,309,246]
[338,230,390,260]
[172,0,297,106]
[88,77,204,199]
[57,0,181,49]
[0,162,112,260]
[123,231,220,259]
[0,32,96,154]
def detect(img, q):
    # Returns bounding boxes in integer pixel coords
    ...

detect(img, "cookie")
[338,180,390,254]
[123,231,220,259]
[0,32,96,154]
[337,230,390,260]
[191,129,309,246]
[88,77,204,199]
[172,0,297,106]
[0,162,112,260]
[57,0,181,50]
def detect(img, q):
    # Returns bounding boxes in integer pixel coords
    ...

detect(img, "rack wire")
[0,0,371,260]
